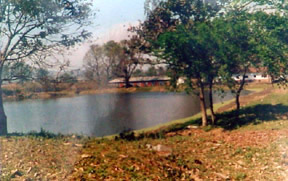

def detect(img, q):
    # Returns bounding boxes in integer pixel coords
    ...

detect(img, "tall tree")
[212,10,259,116]
[113,37,145,88]
[252,11,288,85]
[103,41,123,82]
[83,44,105,83]
[156,22,221,126]
[83,41,122,85]
[142,0,288,125]
[0,0,93,135]
[140,0,221,126]
[214,5,288,116]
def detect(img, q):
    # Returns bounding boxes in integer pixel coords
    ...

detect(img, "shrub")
[2,87,22,96]
[116,130,136,141]
[2,88,14,96]
[23,82,43,93]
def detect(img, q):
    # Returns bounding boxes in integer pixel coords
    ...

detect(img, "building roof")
[109,76,171,84]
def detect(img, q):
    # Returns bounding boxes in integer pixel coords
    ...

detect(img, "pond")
[4,91,250,137]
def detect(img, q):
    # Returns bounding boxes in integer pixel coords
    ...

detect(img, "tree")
[142,0,288,125]
[208,10,259,118]
[83,44,106,83]
[146,66,158,76]
[59,72,77,83]
[103,41,122,82]
[156,22,222,126]
[36,68,49,81]
[51,61,71,91]
[35,68,52,91]
[83,41,123,85]
[213,4,288,117]
[140,0,221,126]
[157,66,167,76]
[252,12,288,85]
[113,37,145,88]
[0,0,93,135]
[133,69,144,77]
[2,61,33,83]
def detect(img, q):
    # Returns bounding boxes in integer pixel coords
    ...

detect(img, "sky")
[66,0,147,69]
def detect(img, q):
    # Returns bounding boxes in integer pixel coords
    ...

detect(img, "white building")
[232,73,271,83]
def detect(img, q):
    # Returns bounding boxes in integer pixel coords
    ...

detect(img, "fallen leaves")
[0,136,85,180]
[1,126,288,180]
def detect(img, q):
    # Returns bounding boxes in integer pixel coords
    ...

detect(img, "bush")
[27,128,63,139]
[115,130,136,141]
[59,73,78,84]
[23,82,43,93]
[2,88,22,96]
[2,88,14,96]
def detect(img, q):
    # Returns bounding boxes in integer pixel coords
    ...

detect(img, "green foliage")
[27,128,64,139]
[142,0,224,126]
[0,0,92,60]
[235,172,247,180]
[83,41,122,84]
[36,68,49,81]
[132,69,144,76]
[145,66,158,76]
[118,130,136,141]
[140,0,288,125]
[84,38,145,87]
[2,88,20,96]
[2,61,33,83]
[35,68,54,91]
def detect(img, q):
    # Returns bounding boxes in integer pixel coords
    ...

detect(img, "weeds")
[235,172,247,180]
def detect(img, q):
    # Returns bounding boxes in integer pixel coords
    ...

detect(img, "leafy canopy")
[0,0,93,64]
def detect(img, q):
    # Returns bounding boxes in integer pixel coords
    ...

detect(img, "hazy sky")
[67,0,146,69]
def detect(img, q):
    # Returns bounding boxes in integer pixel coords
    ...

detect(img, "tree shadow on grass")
[216,104,288,130]
[163,104,288,133]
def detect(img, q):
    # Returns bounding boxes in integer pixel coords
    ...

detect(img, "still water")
[4,91,249,137]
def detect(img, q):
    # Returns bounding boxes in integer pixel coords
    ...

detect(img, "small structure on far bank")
[108,76,171,88]
[231,67,272,83]
[232,73,272,83]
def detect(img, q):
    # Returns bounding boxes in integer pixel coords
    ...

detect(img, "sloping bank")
[111,86,273,139]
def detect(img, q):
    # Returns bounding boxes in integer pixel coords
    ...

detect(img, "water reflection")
[4,91,249,136]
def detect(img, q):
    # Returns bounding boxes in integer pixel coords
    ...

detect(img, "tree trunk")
[0,66,7,135]
[235,91,241,111]
[199,81,208,127]
[124,75,131,88]
[235,81,245,113]
[208,81,216,125]
[235,69,247,118]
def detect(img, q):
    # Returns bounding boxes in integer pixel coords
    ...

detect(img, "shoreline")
[4,85,270,139]
[2,81,269,102]
[2,86,170,102]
